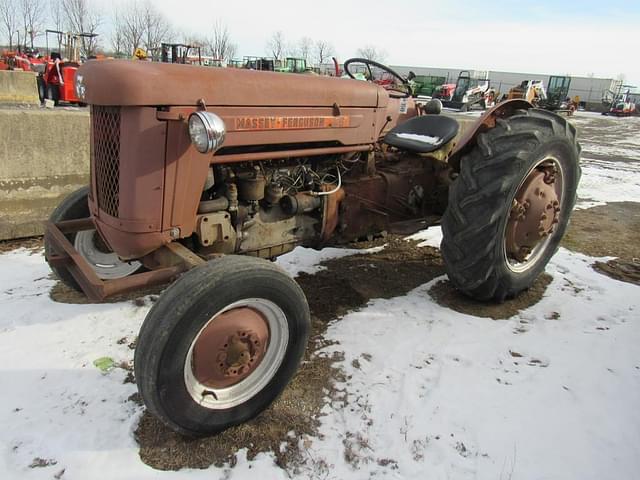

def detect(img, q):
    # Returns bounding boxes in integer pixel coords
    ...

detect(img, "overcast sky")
[100,0,638,85]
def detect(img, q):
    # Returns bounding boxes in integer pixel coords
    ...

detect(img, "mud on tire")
[441,108,581,301]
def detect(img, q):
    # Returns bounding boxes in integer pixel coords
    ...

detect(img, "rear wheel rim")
[73,230,141,280]
[184,298,289,410]
[503,156,565,273]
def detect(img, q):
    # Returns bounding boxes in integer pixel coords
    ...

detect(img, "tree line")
[1,0,387,65]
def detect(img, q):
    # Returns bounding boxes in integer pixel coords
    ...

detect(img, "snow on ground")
[310,245,640,480]
[0,113,638,480]
[572,113,640,208]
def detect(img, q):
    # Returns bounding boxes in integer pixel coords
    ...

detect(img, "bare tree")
[140,1,171,53]
[267,30,284,61]
[112,1,170,58]
[226,42,236,62]
[314,39,334,66]
[110,9,127,56]
[62,0,101,57]
[206,20,235,61]
[296,36,312,63]
[19,0,45,48]
[357,44,386,63]
[0,0,19,49]
[49,0,63,31]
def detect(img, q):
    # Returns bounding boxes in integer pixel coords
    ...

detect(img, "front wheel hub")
[191,307,270,389]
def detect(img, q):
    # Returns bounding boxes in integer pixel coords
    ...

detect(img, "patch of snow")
[576,162,640,208]
[395,133,443,145]
[406,226,443,248]
[305,248,640,480]
[276,245,385,277]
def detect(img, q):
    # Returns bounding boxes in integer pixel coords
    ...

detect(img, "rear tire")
[134,255,310,436]
[441,108,581,301]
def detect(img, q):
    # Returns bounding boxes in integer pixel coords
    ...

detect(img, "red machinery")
[37,30,97,105]
[39,58,82,105]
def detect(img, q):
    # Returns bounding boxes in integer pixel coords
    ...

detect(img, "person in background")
[46,52,64,87]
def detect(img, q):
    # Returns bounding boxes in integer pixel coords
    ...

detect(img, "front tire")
[44,186,141,291]
[441,108,581,301]
[134,255,310,436]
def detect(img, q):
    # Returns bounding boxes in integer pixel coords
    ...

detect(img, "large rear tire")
[441,108,581,301]
[134,255,310,436]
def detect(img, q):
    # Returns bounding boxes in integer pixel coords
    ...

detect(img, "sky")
[9,0,640,85]
[132,0,638,85]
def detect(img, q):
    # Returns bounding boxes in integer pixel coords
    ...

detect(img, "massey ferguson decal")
[233,115,351,131]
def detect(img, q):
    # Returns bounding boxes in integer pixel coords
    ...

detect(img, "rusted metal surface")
[79,60,382,108]
[88,106,172,259]
[505,164,562,261]
[336,157,437,240]
[321,187,345,241]
[449,99,533,170]
[191,307,270,389]
[212,144,373,164]
[195,211,236,253]
[44,218,190,301]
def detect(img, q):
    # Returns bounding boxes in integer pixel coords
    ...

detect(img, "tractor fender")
[448,99,533,170]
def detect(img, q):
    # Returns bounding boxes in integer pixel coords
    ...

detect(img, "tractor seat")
[384,115,459,153]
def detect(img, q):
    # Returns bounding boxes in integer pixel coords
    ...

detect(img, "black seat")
[384,115,459,153]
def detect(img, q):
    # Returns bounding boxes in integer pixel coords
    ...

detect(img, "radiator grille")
[91,106,121,217]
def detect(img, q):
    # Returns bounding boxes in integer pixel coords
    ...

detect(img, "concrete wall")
[0,70,40,106]
[0,108,89,240]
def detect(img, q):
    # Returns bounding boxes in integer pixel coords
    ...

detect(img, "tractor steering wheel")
[343,58,411,98]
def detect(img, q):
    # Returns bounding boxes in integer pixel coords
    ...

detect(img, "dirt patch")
[136,236,446,472]
[593,259,640,286]
[563,202,640,286]
[0,236,43,253]
[428,274,553,320]
[563,202,640,259]
[49,280,164,305]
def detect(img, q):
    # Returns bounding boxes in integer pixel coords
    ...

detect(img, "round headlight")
[75,73,86,100]
[188,111,226,154]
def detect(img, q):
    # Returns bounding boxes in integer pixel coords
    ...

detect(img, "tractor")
[275,57,310,73]
[506,80,547,106]
[538,75,576,114]
[44,57,581,436]
[442,70,496,111]
[410,74,447,98]
[37,30,98,106]
[603,85,638,116]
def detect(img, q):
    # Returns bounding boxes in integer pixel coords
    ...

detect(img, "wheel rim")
[184,298,289,410]
[73,230,141,280]
[503,156,565,273]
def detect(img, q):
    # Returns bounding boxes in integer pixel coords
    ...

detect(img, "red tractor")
[37,30,97,106]
[44,58,581,436]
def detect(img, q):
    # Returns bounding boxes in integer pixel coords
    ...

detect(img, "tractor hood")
[78,60,383,108]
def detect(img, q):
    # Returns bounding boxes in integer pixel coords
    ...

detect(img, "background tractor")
[409,74,447,97]
[442,70,496,111]
[37,30,98,106]
[603,85,638,116]
[506,79,547,106]
[44,57,581,437]
[538,75,577,114]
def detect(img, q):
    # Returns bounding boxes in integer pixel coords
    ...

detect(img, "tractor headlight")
[75,73,86,100]
[188,111,226,154]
